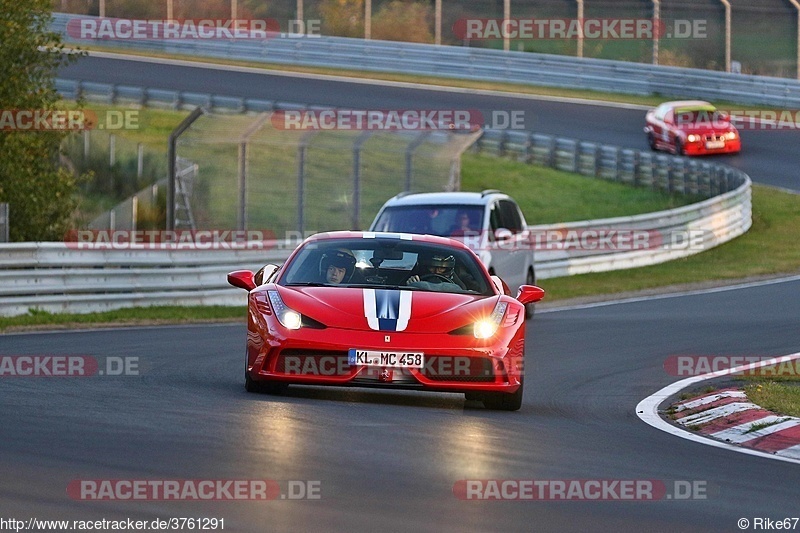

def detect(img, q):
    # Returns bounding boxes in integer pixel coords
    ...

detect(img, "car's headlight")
[724,131,738,140]
[474,301,508,339]
[687,134,700,143]
[268,290,302,330]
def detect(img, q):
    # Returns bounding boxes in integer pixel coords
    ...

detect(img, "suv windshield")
[371,205,484,237]
[279,238,493,295]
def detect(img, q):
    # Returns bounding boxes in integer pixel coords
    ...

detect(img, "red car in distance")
[644,100,741,156]
[227,231,545,411]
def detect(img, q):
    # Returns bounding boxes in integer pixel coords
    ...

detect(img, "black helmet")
[320,249,356,282]
[419,252,455,280]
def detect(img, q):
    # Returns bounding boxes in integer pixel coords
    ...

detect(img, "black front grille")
[421,355,495,382]
[276,349,352,376]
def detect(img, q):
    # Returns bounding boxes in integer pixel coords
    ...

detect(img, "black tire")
[524,269,536,320]
[647,132,657,151]
[482,377,524,411]
[245,372,264,393]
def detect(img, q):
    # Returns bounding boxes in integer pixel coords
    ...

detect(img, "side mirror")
[227,270,256,291]
[517,285,545,305]
[254,264,279,286]
[494,228,513,242]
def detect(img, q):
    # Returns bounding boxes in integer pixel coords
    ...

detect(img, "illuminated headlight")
[474,301,508,339]
[268,290,302,330]
[723,131,738,140]
[687,134,700,143]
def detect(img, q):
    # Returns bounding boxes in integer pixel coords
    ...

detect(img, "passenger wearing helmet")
[320,249,356,284]
[406,252,465,288]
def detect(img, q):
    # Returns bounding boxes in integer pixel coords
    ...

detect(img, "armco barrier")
[51,13,800,108]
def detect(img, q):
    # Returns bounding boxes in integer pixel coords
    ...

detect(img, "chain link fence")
[82,111,480,236]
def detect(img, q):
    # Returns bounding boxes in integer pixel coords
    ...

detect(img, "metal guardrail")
[52,13,800,108]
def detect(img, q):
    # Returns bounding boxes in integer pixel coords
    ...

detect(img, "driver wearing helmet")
[406,252,465,288]
[319,248,356,284]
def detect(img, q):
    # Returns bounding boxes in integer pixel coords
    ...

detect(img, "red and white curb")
[636,352,800,464]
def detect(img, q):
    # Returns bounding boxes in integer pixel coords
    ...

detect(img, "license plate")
[705,140,725,149]
[348,349,424,368]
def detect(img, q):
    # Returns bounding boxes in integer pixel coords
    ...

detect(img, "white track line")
[540,274,800,314]
[636,352,800,465]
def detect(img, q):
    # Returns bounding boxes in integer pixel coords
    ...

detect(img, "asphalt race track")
[3,279,800,531]
[2,53,798,532]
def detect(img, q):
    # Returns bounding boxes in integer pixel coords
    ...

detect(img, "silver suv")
[369,190,536,310]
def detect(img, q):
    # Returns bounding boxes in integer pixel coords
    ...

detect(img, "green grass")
[461,152,698,223]
[0,306,245,332]
[537,184,800,300]
[745,382,800,418]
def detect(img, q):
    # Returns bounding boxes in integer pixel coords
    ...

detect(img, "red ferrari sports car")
[227,231,544,410]
[644,100,741,156]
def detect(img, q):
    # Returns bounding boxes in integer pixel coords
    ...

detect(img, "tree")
[0,0,81,241]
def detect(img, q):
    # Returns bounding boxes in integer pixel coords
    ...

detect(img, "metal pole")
[365,0,372,40]
[109,134,115,167]
[352,132,373,230]
[404,132,431,191]
[167,0,173,19]
[99,0,105,17]
[0,203,8,243]
[720,0,731,72]
[238,142,247,231]
[435,0,442,45]
[297,0,304,31]
[231,0,237,20]
[168,107,205,231]
[790,0,800,79]
[652,0,660,65]
[236,113,270,232]
[503,0,510,52]
[296,132,317,235]
[137,143,144,178]
[576,0,584,58]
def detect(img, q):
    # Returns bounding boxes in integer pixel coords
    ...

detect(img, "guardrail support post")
[435,0,442,45]
[365,0,372,40]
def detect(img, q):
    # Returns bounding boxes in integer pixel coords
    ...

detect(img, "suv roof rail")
[481,189,504,197]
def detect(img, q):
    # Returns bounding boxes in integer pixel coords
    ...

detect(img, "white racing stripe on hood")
[363,289,412,332]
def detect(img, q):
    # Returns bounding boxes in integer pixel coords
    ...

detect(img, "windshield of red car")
[279,238,494,295]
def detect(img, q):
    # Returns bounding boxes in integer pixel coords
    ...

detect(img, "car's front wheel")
[646,131,657,151]
[482,377,524,411]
